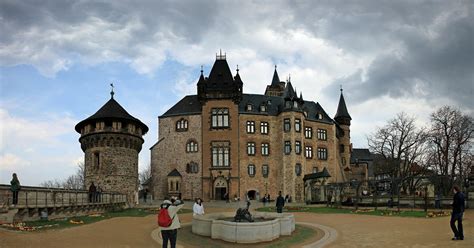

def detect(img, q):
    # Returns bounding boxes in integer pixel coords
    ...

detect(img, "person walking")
[450,185,465,241]
[160,197,184,248]
[10,173,21,205]
[276,191,285,213]
[193,198,205,216]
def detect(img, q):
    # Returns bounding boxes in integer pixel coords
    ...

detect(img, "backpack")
[158,205,174,227]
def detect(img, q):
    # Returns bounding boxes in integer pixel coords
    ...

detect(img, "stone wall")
[150,114,202,200]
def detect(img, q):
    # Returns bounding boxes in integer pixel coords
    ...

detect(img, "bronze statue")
[234,200,254,222]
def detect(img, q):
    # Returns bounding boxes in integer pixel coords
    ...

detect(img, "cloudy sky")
[1,0,473,186]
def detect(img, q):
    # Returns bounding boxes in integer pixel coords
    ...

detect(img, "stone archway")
[213,177,228,200]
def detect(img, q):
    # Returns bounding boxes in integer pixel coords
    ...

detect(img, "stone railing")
[0,184,126,208]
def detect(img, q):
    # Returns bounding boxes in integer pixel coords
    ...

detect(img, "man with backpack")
[158,197,184,248]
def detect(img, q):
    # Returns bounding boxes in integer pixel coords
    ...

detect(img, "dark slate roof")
[75,97,149,133]
[160,93,334,123]
[283,82,298,99]
[334,91,351,120]
[350,148,373,164]
[271,68,280,86]
[303,167,331,181]
[167,169,182,177]
[160,95,202,118]
[207,58,234,85]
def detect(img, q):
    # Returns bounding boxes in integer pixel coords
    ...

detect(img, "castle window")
[247,142,256,156]
[246,104,253,111]
[94,152,100,170]
[262,165,269,178]
[305,127,312,139]
[284,118,291,132]
[212,143,230,167]
[318,147,328,160]
[340,144,345,153]
[248,164,256,176]
[246,121,255,133]
[284,141,291,154]
[295,141,301,154]
[176,119,188,132]
[261,143,269,156]
[305,146,313,159]
[317,129,327,140]
[312,167,318,173]
[260,105,267,112]
[293,101,298,108]
[295,163,302,176]
[186,140,198,153]
[295,119,301,132]
[186,162,199,173]
[211,108,229,128]
[260,122,269,134]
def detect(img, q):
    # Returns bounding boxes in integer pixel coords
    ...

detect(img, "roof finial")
[288,74,291,82]
[110,83,115,99]
[236,64,239,74]
[200,65,203,75]
[340,84,343,93]
[275,64,277,70]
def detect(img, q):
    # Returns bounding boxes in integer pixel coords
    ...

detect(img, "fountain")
[192,201,295,243]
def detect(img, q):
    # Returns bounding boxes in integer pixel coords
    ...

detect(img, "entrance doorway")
[215,187,227,200]
[213,177,228,200]
[247,190,256,200]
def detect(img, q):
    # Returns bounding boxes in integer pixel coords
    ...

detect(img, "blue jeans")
[161,229,177,248]
[450,212,463,239]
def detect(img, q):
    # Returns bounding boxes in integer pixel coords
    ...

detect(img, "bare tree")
[428,106,473,194]
[368,112,428,194]
[40,162,85,190]
[139,164,152,190]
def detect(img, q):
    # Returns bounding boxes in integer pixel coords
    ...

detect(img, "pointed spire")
[271,65,280,86]
[334,86,352,125]
[300,91,303,100]
[110,83,115,99]
[283,81,297,100]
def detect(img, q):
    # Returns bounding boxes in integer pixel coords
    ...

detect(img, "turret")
[75,87,148,205]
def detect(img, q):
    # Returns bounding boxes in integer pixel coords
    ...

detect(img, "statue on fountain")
[234,200,254,222]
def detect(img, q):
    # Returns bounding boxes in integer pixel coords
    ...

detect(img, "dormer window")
[176,119,188,132]
[246,104,253,111]
[293,101,298,108]
[260,105,267,112]
[317,113,323,120]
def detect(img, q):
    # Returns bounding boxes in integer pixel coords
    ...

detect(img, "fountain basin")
[192,212,295,243]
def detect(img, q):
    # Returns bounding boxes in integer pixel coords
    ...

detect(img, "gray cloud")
[326,6,474,110]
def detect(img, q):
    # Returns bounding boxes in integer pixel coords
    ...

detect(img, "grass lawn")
[256,206,448,218]
[6,207,193,231]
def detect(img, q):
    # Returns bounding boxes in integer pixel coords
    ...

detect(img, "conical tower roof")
[271,67,280,86]
[334,89,351,125]
[75,93,149,133]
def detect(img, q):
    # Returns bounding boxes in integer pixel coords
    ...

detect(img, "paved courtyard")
[0,202,472,247]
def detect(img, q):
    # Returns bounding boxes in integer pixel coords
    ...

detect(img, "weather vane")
[110,83,115,98]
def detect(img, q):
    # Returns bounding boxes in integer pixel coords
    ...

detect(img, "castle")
[150,54,364,202]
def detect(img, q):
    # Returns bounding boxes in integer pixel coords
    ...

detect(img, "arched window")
[176,119,188,132]
[186,140,198,153]
[186,162,199,173]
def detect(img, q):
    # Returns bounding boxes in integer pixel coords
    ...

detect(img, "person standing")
[193,198,205,216]
[10,173,21,205]
[450,185,465,241]
[276,191,285,213]
[160,197,184,248]
[88,182,96,203]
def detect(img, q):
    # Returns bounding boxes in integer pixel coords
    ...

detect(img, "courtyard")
[0,202,472,248]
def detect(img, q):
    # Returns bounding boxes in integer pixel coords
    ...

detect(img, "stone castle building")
[151,54,361,203]
[75,90,148,204]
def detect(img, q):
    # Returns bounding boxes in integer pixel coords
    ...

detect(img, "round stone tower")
[75,89,148,205]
